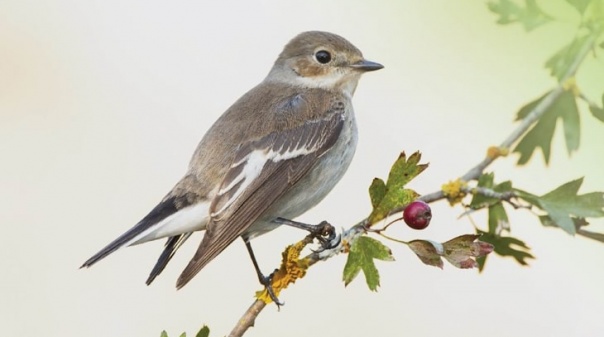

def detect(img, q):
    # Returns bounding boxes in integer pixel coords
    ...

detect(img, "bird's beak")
[350,59,384,72]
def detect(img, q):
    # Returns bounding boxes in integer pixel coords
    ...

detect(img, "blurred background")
[1,1,603,336]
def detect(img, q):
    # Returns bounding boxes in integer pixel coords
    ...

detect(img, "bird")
[81,31,383,302]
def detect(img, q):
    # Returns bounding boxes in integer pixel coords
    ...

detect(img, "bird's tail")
[145,233,192,285]
[80,196,184,268]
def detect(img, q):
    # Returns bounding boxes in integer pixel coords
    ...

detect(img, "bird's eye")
[315,50,332,64]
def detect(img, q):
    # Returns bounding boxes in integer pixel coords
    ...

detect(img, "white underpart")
[276,70,358,99]
[212,144,316,216]
[126,202,211,246]
[293,71,342,89]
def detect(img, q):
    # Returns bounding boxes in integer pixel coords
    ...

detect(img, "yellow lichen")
[486,146,509,159]
[441,179,468,206]
[562,77,580,97]
[255,239,310,304]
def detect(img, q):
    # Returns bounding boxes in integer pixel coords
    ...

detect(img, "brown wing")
[176,110,344,288]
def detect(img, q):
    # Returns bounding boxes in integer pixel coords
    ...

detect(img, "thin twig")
[462,186,517,201]
[226,32,598,337]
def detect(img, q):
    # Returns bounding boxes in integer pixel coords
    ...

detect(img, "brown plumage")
[81,31,383,292]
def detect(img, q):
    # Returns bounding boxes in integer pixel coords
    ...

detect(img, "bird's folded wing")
[176,109,345,288]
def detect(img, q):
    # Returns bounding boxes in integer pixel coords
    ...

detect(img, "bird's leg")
[272,218,339,250]
[244,240,284,308]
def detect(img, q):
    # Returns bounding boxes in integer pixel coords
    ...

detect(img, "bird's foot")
[259,269,284,309]
[273,218,340,251]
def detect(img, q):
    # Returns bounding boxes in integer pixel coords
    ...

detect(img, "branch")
[226,30,598,337]
[461,31,596,183]
[228,301,266,337]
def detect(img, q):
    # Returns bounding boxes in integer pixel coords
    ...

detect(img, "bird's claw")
[311,221,340,252]
[260,270,284,309]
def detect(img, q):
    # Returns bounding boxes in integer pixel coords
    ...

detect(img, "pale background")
[1,1,603,336]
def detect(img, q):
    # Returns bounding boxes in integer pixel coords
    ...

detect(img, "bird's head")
[267,31,383,97]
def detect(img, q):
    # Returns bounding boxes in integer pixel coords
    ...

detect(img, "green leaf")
[179,333,186,337]
[589,93,604,122]
[561,94,580,156]
[470,173,495,209]
[513,90,580,165]
[367,152,427,224]
[489,202,510,233]
[566,0,591,14]
[515,92,550,121]
[545,34,590,81]
[160,332,169,337]
[385,151,426,188]
[343,236,394,291]
[470,173,513,209]
[469,173,512,233]
[195,326,210,337]
[477,230,534,266]
[369,178,387,209]
[539,178,604,233]
[488,0,552,31]
[517,179,604,234]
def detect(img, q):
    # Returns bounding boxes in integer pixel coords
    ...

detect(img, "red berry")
[403,200,432,230]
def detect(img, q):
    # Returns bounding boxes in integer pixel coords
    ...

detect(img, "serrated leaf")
[160,331,169,337]
[367,152,427,224]
[513,90,579,165]
[477,230,534,266]
[343,236,394,291]
[386,152,427,188]
[195,326,210,337]
[519,180,604,234]
[545,34,590,81]
[369,178,386,209]
[589,93,604,122]
[538,178,604,234]
[488,0,552,31]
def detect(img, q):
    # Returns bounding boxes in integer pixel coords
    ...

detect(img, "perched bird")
[81,31,382,302]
